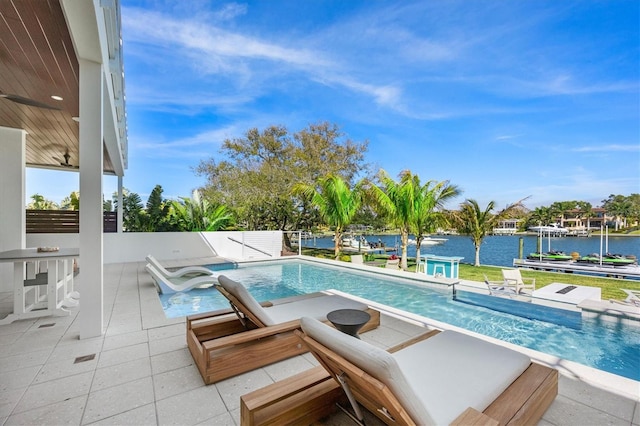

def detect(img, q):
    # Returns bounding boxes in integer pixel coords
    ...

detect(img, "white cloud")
[572,144,640,153]
[132,126,239,159]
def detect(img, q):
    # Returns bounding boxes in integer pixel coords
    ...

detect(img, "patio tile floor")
[0,259,637,425]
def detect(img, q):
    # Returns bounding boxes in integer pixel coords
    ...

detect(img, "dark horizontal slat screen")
[26,210,117,233]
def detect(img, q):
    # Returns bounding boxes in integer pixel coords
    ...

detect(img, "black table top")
[326,308,371,326]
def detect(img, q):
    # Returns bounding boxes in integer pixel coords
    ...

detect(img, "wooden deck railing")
[26,210,117,233]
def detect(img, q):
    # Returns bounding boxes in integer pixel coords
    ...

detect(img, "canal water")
[300,234,640,268]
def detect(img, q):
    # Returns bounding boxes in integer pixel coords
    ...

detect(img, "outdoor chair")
[297,316,558,425]
[145,263,215,294]
[385,258,400,269]
[186,275,380,384]
[502,268,536,294]
[483,274,517,298]
[145,254,214,279]
[609,289,640,307]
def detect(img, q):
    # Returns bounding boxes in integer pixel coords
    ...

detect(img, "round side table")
[327,309,371,339]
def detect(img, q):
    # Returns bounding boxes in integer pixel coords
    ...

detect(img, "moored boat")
[341,234,371,250]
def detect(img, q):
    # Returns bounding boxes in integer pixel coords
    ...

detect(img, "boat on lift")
[526,250,574,262]
[576,253,637,267]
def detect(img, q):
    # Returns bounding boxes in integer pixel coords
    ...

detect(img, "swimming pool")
[159,259,640,381]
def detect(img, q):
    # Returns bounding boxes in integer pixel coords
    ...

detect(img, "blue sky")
[27,0,639,210]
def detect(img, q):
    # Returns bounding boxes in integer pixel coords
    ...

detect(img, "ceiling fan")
[0,91,60,110]
[59,152,78,169]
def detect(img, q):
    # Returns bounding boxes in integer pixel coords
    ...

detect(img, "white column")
[117,175,123,233]
[0,127,26,292]
[78,59,104,338]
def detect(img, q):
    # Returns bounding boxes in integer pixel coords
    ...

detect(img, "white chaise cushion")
[265,295,367,324]
[218,276,368,327]
[300,317,531,425]
[393,330,530,425]
[218,275,275,326]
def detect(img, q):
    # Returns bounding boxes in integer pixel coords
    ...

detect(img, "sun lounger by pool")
[186,275,380,384]
[145,264,215,294]
[145,254,214,279]
[296,317,558,425]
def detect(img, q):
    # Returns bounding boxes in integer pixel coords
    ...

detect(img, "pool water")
[159,260,640,381]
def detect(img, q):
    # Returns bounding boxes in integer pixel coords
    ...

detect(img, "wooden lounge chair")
[296,316,558,426]
[502,268,536,294]
[186,275,380,384]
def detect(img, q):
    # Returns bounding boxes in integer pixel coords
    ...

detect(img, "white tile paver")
[33,356,97,384]
[92,357,152,392]
[5,395,87,426]
[150,347,195,375]
[97,342,150,369]
[12,371,94,414]
[88,403,158,426]
[82,376,155,424]
[153,365,204,401]
[102,329,148,351]
[0,366,40,392]
[155,386,228,425]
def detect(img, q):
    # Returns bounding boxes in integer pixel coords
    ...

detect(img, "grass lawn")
[301,247,640,301]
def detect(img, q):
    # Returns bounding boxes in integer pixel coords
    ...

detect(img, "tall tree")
[602,194,637,230]
[196,122,368,233]
[451,199,524,266]
[292,175,362,258]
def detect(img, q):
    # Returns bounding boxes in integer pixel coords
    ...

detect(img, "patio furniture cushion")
[394,330,530,425]
[265,295,366,324]
[218,275,367,326]
[218,275,275,325]
[300,317,531,425]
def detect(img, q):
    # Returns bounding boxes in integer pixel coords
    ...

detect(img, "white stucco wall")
[27,231,283,264]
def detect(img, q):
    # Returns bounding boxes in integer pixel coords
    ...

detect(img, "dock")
[513,258,640,279]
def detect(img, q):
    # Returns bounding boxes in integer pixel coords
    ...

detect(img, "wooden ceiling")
[0,0,114,173]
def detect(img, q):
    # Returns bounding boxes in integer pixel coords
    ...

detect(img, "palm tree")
[412,179,461,263]
[292,175,362,258]
[366,170,416,270]
[451,198,524,266]
[170,190,233,231]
